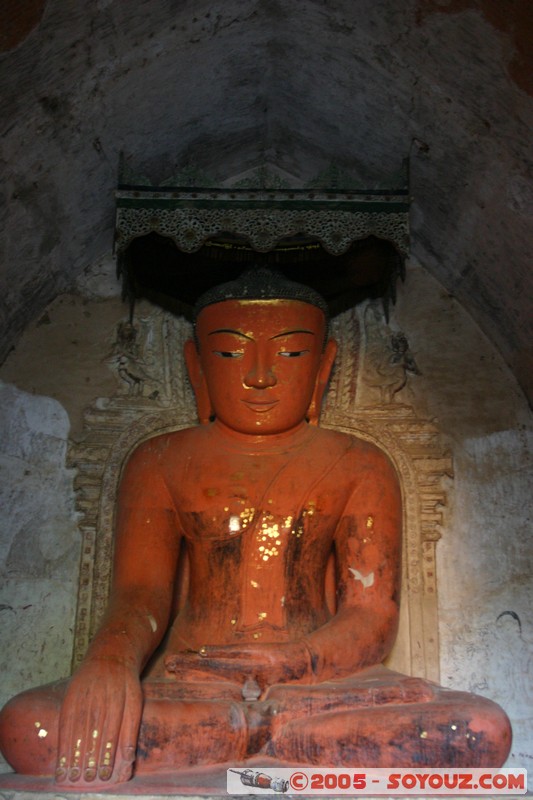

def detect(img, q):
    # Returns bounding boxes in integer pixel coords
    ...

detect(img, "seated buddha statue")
[0,268,511,789]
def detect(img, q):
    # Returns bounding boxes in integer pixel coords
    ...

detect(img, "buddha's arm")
[303,445,402,678]
[56,441,181,786]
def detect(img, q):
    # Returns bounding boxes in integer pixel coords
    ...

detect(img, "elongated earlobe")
[307,339,338,425]
[184,339,213,425]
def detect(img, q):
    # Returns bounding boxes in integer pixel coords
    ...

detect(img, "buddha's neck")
[208,418,316,455]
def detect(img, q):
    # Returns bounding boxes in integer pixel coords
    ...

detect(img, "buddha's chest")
[178,501,336,634]
[173,452,343,542]
[179,503,327,548]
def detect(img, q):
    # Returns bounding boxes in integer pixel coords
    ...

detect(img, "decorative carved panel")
[115,202,410,257]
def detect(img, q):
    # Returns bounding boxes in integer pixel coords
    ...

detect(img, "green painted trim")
[116,197,410,213]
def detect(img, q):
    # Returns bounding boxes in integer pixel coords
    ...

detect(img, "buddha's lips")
[241,399,279,412]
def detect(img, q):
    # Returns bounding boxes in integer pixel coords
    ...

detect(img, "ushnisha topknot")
[193,267,329,327]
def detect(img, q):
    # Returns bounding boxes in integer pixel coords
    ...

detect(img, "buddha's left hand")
[165,641,314,688]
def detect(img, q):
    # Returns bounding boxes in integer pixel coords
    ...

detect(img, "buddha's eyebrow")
[270,329,315,340]
[208,328,253,341]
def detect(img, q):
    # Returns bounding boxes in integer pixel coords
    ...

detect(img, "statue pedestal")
[0,766,231,797]
[2,772,531,800]
[0,759,300,798]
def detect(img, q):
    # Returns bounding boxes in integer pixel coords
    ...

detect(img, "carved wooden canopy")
[114,160,410,319]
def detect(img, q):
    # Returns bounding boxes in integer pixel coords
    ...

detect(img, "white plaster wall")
[0,259,531,782]
[439,431,533,779]
[0,382,81,772]
[392,263,533,782]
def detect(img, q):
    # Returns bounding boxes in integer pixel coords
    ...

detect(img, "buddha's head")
[185,268,337,436]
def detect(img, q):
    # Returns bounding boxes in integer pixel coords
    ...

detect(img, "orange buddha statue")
[0,269,511,790]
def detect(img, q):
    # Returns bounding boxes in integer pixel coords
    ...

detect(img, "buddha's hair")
[193,267,329,325]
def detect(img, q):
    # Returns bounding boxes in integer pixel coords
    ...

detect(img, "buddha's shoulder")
[316,426,396,471]
[125,424,202,464]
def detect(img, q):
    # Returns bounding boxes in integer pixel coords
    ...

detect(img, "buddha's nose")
[244,352,277,388]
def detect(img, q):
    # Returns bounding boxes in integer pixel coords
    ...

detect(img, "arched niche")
[68,161,450,682]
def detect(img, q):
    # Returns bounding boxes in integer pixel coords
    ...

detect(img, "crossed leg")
[264,670,512,767]
[0,678,249,782]
[0,666,511,785]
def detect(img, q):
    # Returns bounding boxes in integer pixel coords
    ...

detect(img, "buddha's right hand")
[55,657,142,786]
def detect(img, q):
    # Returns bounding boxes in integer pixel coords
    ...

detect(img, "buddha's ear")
[184,339,213,425]
[307,338,338,426]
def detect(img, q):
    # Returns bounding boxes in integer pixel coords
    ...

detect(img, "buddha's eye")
[278,350,309,358]
[213,350,243,359]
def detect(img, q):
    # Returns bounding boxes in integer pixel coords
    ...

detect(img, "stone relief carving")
[68,302,451,682]
[361,301,421,404]
[106,321,160,398]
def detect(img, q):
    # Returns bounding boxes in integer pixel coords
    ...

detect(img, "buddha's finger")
[115,691,142,783]
[95,686,123,781]
[80,697,107,783]
[56,689,89,782]
[57,730,87,782]
[97,736,117,782]
[67,702,99,783]
[55,728,71,782]
[55,694,74,780]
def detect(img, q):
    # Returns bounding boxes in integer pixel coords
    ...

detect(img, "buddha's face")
[190,299,336,436]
